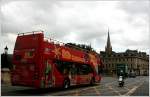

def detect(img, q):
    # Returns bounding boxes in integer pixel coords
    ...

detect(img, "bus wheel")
[63,80,70,89]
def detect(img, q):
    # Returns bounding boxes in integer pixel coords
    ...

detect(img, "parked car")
[129,72,136,78]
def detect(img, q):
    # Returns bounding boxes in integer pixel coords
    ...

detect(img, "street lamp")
[4,46,8,54]
[3,46,8,69]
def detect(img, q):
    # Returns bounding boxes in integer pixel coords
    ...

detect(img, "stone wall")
[1,68,11,85]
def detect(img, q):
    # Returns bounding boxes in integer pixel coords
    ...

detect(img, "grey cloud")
[118,1,149,27]
[112,34,149,49]
[1,0,149,54]
[1,0,59,35]
[119,1,149,15]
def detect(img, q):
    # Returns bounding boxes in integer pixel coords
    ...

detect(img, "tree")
[65,43,95,52]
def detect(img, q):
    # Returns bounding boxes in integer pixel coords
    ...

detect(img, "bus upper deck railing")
[44,37,65,46]
[18,31,44,36]
[44,37,98,54]
[17,31,98,55]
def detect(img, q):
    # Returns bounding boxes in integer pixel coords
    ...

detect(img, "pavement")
[1,76,149,96]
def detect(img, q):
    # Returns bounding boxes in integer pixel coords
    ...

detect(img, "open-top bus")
[11,31,103,89]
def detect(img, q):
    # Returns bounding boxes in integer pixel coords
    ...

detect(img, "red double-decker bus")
[11,31,103,89]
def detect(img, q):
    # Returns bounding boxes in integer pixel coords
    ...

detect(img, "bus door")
[78,64,91,84]
[69,64,79,85]
[42,59,53,88]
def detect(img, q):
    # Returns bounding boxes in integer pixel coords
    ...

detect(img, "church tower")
[105,28,112,55]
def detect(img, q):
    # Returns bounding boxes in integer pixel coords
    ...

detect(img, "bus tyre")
[63,80,70,89]
[90,78,95,85]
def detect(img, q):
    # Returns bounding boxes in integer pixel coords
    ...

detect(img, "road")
[1,76,149,96]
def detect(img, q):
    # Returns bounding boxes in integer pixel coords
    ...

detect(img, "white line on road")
[75,89,79,96]
[124,87,130,91]
[125,78,145,86]
[123,81,145,96]
[93,87,101,95]
[107,85,121,96]
[123,86,138,96]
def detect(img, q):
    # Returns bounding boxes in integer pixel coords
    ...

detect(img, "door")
[42,59,53,88]
[69,64,79,85]
[78,64,90,84]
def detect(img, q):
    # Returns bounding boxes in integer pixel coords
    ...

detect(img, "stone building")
[100,30,149,76]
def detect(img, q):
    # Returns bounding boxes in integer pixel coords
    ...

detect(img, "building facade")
[100,31,149,76]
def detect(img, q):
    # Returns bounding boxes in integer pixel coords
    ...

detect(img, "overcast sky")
[0,0,149,55]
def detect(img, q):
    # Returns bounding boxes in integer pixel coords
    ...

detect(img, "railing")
[18,30,44,36]
[17,31,98,54]
[44,37,98,54]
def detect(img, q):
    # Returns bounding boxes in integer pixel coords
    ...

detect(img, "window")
[55,60,93,75]
[24,51,34,58]
[112,64,114,68]
[105,59,107,62]
[29,51,33,56]
[55,60,64,73]
[123,58,125,61]
[79,65,87,75]
[105,64,107,68]
[131,64,133,68]
[78,64,93,75]
[119,59,121,62]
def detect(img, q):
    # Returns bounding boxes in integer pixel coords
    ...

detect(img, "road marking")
[107,85,121,96]
[103,80,124,96]
[126,78,144,86]
[93,87,101,95]
[123,86,138,96]
[124,87,130,91]
[48,77,147,96]
[75,89,79,96]
[123,81,145,96]
[79,86,94,91]
[105,80,117,86]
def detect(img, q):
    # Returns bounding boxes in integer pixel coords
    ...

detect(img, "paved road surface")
[1,76,149,96]
[131,76,149,96]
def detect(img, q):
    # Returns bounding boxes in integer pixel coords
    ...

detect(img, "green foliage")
[1,54,13,69]
[65,43,96,52]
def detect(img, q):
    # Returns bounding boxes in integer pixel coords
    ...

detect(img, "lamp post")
[4,46,8,68]
[4,46,8,54]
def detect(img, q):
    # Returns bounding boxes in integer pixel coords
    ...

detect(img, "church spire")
[107,28,111,48]
[105,28,112,55]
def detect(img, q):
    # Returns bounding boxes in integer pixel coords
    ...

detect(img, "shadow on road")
[2,84,98,96]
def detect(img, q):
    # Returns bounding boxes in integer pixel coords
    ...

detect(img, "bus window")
[55,60,71,75]
[55,60,64,73]
[86,64,93,73]
[78,64,90,75]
